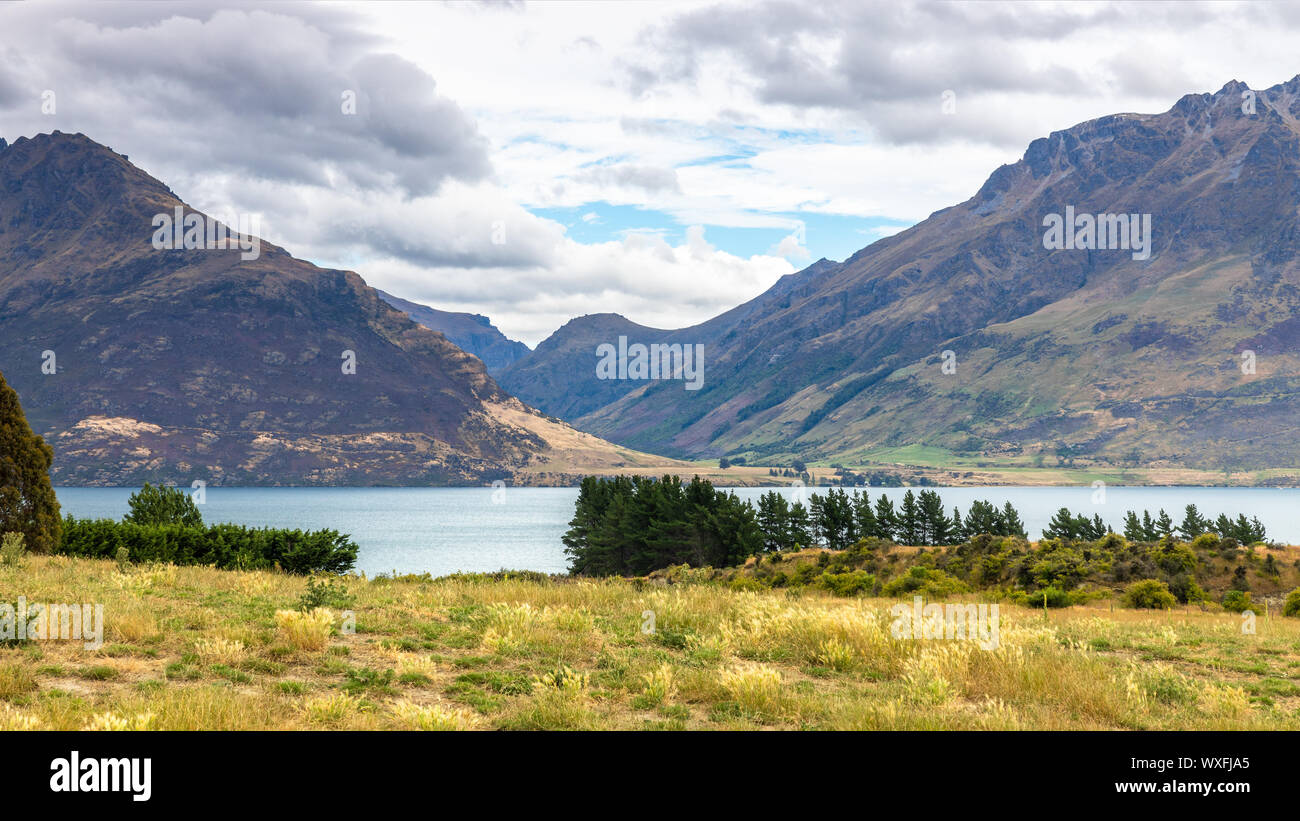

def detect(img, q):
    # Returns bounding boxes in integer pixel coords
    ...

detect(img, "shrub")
[59,517,358,574]
[0,532,25,567]
[1221,590,1263,615]
[882,566,970,599]
[815,570,876,597]
[1123,579,1177,609]
[727,576,766,592]
[1150,538,1198,576]
[1283,588,1300,618]
[124,483,204,528]
[1168,574,1209,604]
[298,576,354,610]
[1023,586,1072,608]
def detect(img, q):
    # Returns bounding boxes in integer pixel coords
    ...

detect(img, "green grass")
[0,554,1296,730]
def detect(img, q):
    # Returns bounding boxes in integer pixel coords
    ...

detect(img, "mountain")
[498,78,1300,474]
[376,290,530,373]
[0,132,677,486]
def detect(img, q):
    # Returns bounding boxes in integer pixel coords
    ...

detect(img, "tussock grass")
[0,555,1297,729]
[274,609,334,652]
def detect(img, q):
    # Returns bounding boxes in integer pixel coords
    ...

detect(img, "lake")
[53,485,1299,577]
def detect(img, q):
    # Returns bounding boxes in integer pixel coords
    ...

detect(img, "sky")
[2,0,1300,345]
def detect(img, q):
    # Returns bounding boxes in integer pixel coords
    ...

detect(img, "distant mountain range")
[498,78,1300,474]
[376,290,530,373]
[0,132,672,486]
[7,76,1299,487]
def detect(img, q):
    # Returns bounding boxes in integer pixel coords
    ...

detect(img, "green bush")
[815,570,876,597]
[58,516,357,574]
[298,576,355,610]
[727,575,766,592]
[1150,538,1198,576]
[124,483,204,528]
[1168,574,1209,604]
[1123,579,1177,610]
[0,532,25,567]
[882,566,970,599]
[1021,586,1072,608]
[1283,588,1300,618]
[1221,590,1264,615]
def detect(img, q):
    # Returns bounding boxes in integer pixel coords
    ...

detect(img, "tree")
[787,501,813,549]
[852,491,877,539]
[1141,510,1157,541]
[124,483,204,528]
[1043,507,1081,541]
[898,490,921,545]
[1177,504,1210,540]
[1122,511,1144,542]
[563,475,764,575]
[917,489,952,545]
[1154,509,1174,537]
[872,495,897,541]
[1000,502,1028,538]
[950,507,966,542]
[1085,514,1109,541]
[963,500,1001,538]
[0,369,61,553]
[757,491,791,552]
[810,488,855,550]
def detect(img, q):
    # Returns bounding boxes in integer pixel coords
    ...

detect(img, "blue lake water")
[54,486,1299,577]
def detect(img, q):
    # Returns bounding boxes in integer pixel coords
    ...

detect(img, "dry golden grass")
[0,555,1297,729]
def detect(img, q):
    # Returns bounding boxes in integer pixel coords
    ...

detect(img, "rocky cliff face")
[501,79,1300,471]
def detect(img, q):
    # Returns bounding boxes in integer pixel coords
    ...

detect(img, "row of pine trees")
[564,476,1273,576]
[1043,504,1267,544]
[755,487,1026,552]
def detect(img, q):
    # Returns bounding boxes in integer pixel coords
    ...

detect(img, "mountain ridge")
[0,131,676,485]
[376,289,531,373]
[498,77,1300,476]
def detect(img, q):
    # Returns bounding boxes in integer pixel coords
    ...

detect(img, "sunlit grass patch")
[274,608,334,652]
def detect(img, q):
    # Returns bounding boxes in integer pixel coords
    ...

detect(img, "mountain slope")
[376,290,530,373]
[0,132,673,485]
[500,79,1300,473]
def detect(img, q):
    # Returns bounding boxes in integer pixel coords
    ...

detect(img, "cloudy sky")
[2,0,1298,345]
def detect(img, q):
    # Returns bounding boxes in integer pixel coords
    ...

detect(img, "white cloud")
[5,0,1300,347]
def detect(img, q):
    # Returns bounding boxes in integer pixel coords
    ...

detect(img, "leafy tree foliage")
[124,482,204,528]
[563,475,762,576]
[0,369,61,553]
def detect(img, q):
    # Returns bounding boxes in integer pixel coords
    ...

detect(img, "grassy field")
[2,554,1298,730]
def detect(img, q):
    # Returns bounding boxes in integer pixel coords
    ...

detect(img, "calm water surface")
[54,486,1300,576]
